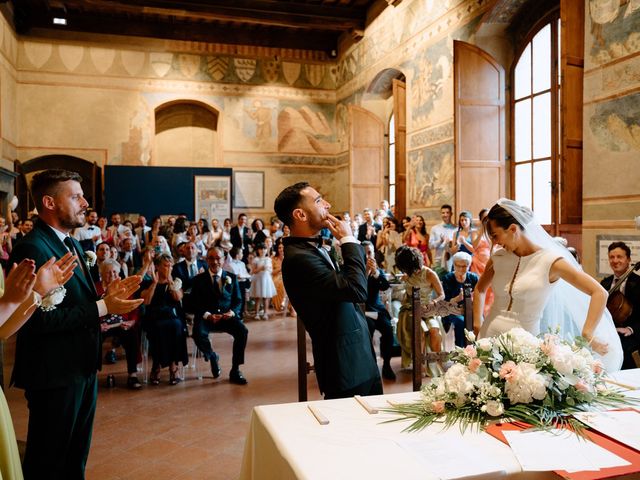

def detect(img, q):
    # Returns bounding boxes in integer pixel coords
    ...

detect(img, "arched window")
[511,15,560,225]
[388,113,396,206]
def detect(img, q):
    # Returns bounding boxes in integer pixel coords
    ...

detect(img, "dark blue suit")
[191,270,248,368]
[172,258,208,313]
[365,268,395,363]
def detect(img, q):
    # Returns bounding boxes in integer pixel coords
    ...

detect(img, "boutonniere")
[84,250,97,268]
[225,276,232,286]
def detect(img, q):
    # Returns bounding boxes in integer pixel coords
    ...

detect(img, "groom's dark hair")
[274,182,309,227]
[30,169,83,211]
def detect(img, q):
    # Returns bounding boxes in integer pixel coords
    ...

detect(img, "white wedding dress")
[479,248,623,372]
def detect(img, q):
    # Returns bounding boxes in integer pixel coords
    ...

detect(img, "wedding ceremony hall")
[0,0,639,479]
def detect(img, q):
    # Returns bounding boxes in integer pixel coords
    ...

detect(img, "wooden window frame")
[510,9,560,228]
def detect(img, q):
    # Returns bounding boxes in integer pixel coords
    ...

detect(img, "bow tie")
[283,236,323,246]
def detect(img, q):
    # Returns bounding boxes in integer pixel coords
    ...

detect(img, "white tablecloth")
[239,391,561,480]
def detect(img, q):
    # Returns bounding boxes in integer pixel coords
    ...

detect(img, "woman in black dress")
[140,253,188,385]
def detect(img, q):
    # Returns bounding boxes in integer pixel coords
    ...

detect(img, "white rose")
[485,400,504,417]
[476,338,493,351]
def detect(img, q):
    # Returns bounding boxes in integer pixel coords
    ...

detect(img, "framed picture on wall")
[194,175,231,223]
[233,171,264,209]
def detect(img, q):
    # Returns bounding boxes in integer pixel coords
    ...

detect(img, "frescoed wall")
[582,0,640,276]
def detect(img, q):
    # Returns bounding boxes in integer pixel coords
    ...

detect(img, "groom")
[274,182,381,399]
[10,169,142,480]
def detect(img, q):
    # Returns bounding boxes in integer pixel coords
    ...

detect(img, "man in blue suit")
[191,246,248,385]
[275,182,381,399]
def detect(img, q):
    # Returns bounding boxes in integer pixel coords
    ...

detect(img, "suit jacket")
[191,269,243,323]
[172,259,208,293]
[230,225,251,252]
[282,238,380,397]
[357,222,381,246]
[121,250,142,274]
[601,272,640,331]
[9,219,101,390]
[365,268,391,319]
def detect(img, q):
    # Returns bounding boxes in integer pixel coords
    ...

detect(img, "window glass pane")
[514,44,531,99]
[515,163,532,209]
[389,143,396,183]
[557,19,561,86]
[533,160,552,224]
[514,99,531,162]
[389,185,396,207]
[533,92,551,159]
[532,24,551,93]
[389,114,395,143]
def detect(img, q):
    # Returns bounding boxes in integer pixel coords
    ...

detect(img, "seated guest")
[601,241,640,370]
[140,254,189,386]
[362,241,396,380]
[395,245,445,373]
[192,247,249,385]
[224,246,251,316]
[441,252,479,348]
[97,259,142,389]
[172,241,207,312]
[90,242,112,283]
[119,236,142,275]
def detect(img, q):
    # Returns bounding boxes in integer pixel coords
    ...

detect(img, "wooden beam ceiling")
[6,0,385,53]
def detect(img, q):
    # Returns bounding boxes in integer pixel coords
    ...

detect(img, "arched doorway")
[15,156,102,218]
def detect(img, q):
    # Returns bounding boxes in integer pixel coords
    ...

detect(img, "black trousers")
[102,326,140,374]
[364,309,394,362]
[23,373,98,480]
[193,316,248,368]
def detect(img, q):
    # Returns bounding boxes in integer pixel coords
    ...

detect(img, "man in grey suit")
[275,182,381,399]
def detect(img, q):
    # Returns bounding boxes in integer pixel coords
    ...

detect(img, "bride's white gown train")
[479,248,623,372]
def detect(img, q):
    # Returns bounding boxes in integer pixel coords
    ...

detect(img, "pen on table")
[354,395,378,414]
[308,405,329,425]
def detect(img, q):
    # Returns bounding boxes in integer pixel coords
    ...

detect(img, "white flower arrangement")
[388,327,636,435]
[84,250,97,267]
[225,276,232,286]
[40,286,67,312]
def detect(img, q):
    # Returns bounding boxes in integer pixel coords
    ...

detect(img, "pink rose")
[468,358,482,373]
[464,345,477,358]
[499,360,518,382]
[431,400,445,413]
[592,360,603,375]
[575,380,590,393]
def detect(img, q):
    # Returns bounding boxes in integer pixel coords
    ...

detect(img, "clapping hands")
[104,275,144,314]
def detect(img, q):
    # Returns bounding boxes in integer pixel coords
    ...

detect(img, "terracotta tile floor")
[3,313,413,479]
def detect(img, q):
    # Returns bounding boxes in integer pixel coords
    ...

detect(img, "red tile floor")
[3,313,413,479]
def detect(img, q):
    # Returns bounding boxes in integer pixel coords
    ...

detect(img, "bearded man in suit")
[10,169,142,480]
[274,182,381,399]
[191,246,248,385]
[601,241,640,370]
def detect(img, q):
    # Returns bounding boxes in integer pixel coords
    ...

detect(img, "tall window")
[388,113,396,206]
[512,16,560,225]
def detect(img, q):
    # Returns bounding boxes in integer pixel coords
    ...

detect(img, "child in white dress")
[249,243,277,319]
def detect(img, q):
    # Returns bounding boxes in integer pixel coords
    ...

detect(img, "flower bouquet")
[387,328,636,435]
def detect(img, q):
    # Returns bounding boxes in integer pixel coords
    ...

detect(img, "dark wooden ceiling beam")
[57,0,366,31]
[22,10,340,51]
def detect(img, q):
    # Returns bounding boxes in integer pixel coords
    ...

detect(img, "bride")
[473,198,623,372]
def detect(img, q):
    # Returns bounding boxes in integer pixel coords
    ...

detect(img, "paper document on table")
[574,410,640,452]
[395,436,506,479]
[503,429,629,472]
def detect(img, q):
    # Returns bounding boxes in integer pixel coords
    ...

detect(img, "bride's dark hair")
[484,203,533,235]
